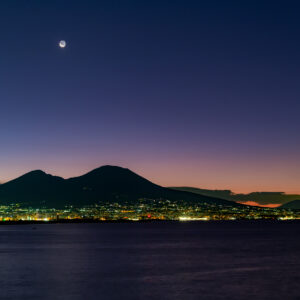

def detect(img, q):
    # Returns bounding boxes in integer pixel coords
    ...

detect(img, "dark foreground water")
[0,221,299,300]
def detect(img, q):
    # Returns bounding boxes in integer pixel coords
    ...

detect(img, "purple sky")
[1,1,300,193]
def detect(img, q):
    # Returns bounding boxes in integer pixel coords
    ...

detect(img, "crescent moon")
[59,40,66,48]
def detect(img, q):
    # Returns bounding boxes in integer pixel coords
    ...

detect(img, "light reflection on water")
[0,221,299,300]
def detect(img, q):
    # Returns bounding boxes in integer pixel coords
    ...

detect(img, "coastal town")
[0,199,298,222]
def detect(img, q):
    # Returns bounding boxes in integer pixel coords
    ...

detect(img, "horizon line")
[0,164,299,196]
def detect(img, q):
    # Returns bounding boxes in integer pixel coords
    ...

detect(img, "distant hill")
[281,200,300,209]
[171,187,300,206]
[0,166,241,208]
[171,187,234,200]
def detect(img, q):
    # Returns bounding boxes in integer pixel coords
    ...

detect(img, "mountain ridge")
[171,187,300,206]
[0,165,241,208]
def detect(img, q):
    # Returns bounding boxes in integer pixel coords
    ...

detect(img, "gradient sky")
[1,0,300,193]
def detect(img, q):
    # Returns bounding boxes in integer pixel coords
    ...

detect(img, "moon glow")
[59,40,66,48]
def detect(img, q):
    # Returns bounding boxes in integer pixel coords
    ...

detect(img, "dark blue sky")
[1,0,300,193]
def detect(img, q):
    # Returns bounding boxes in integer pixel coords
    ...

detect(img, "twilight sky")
[1,0,300,193]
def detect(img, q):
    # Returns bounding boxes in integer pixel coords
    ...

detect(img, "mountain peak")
[4,169,64,187]
[90,165,130,173]
[25,170,47,176]
[73,165,135,179]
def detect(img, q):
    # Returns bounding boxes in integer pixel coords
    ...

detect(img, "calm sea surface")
[0,221,299,300]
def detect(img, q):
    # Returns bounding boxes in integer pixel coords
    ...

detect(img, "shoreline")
[0,219,299,225]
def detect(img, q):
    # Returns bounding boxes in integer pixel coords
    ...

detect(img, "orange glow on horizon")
[237,201,282,208]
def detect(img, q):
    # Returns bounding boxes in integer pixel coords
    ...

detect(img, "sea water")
[0,221,299,300]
